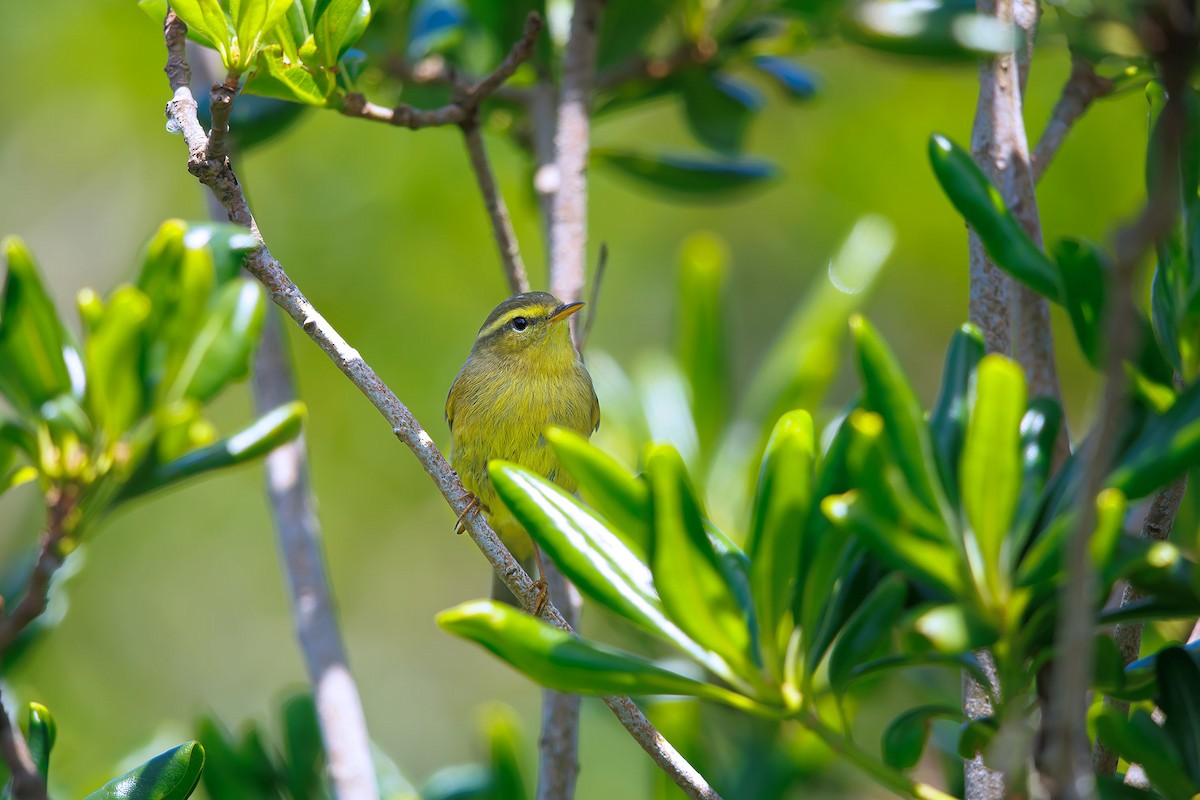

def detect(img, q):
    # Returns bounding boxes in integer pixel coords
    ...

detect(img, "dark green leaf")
[928,323,985,509]
[1053,238,1109,367]
[827,573,906,695]
[1093,705,1195,799]
[0,237,73,416]
[592,149,779,199]
[677,233,730,460]
[407,0,466,61]
[746,410,814,676]
[82,741,206,800]
[956,717,997,759]
[752,57,819,99]
[850,315,946,517]
[1011,398,1063,552]
[646,445,757,680]
[483,705,527,800]
[25,703,54,779]
[436,601,744,705]
[595,0,668,71]
[681,70,763,154]
[1110,379,1200,499]
[195,716,277,800]
[120,401,305,502]
[420,765,490,800]
[882,704,959,771]
[928,135,1062,303]
[1157,647,1200,784]
[282,693,323,800]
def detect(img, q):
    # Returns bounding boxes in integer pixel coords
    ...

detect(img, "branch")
[1032,57,1114,185]
[1045,14,1194,795]
[1093,474,1189,774]
[0,488,75,655]
[161,15,720,799]
[0,692,43,800]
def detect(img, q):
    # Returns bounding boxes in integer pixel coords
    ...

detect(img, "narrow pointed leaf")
[171,280,266,403]
[282,693,323,800]
[488,461,723,675]
[312,0,369,66]
[232,0,294,68]
[1093,706,1194,799]
[747,410,814,676]
[928,135,1062,302]
[1157,647,1200,784]
[82,741,206,800]
[1011,398,1063,550]
[677,232,729,460]
[647,445,756,678]
[850,315,945,517]
[437,601,739,704]
[960,355,1025,596]
[591,149,778,198]
[882,704,960,771]
[1110,379,1200,499]
[751,57,818,99]
[1053,238,1109,367]
[169,0,236,65]
[483,705,527,800]
[928,323,985,508]
[25,703,54,778]
[681,70,763,154]
[0,237,72,415]
[827,573,907,695]
[120,401,304,501]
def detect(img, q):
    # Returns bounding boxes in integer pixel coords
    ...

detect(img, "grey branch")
[1045,18,1194,796]
[1032,58,1114,185]
[254,313,380,800]
[0,692,44,800]
[1094,474,1189,774]
[162,13,719,799]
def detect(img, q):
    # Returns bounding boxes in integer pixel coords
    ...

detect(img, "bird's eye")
[511,316,528,331]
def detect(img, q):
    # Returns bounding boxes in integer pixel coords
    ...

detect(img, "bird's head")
[470,291,584,361]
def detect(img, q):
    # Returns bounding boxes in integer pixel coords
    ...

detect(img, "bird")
[446,291,600,607]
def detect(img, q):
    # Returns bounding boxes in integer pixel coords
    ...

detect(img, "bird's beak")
[549,302,585,324]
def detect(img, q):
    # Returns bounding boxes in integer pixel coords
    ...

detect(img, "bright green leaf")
[86,287,152,443]
[171,280,266,403]
[25,703,55,779]
[169,0,236,67]
[0,237,73,416]
[677,232,730,460]
[82,741,206,800]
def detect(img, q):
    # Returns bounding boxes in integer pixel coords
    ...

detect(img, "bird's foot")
[454,493,488,535]
[531,578,550,616]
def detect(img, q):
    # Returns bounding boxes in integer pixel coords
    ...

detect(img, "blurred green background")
[0,0,1149,796]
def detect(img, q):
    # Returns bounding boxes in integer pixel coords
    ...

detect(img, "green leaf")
[483,705,527,800]
[957,717,997,760]
[170,280,266,403]
[195,716,277,800]
[680,70,763,155]
[1093,705,1195,799]
[436,601,743,705]
[1157,647,1200,784]
[827,574,907,695]
[646,445,757,681]
[488,461,726,678]
[1053,238,1109,367]
[746,410,814,678]
[591,149,779,199]
[1011,398,1063,552]
[677,232,730,460]
[543,426,650,556]
[928,323,986,509]
[595,0,668,71]
[246,46,330,105]
[169,0,236,67]
[881,704,960,771]
[1109,380,1200,499]
[928,135,1062,303]
[0,237,73,416]
[751,57,819,100]
[86,287,152,443]
[744,217,894,430]
[311,0,370,66]
[120,401,305,502]
[25,703,55,779]
[844,1,1015,59]
[850,315,946,517]
[83,741,206,800]
[960,355,1026,600]
[231,0,295,70]
[282,693,323,800]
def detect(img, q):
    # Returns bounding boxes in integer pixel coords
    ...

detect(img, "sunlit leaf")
[25,703,55,779]
[0,237,73,416]
[82,741,206,800]
[170,280,266,403]
[677,232,730,461]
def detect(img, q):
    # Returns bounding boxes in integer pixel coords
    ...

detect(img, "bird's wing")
[445,367,463,431]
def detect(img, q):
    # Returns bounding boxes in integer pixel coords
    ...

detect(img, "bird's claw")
[531,579,549,616]
[454,493,487,534]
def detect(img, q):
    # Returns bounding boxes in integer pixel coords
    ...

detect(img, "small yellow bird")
[446,292,600,604]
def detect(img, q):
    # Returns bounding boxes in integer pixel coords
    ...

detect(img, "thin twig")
[205,75,237,163]
[1032,57,1114,185]
[0,489,75,655]
[161,14,719,798]
[1045,13,1195,795]
[578,243,607,352]
[342,13,542,131]
[462,123,529,294]
[1093,474,1189,774]
[384,54,529,104]
[0,692,43,800]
